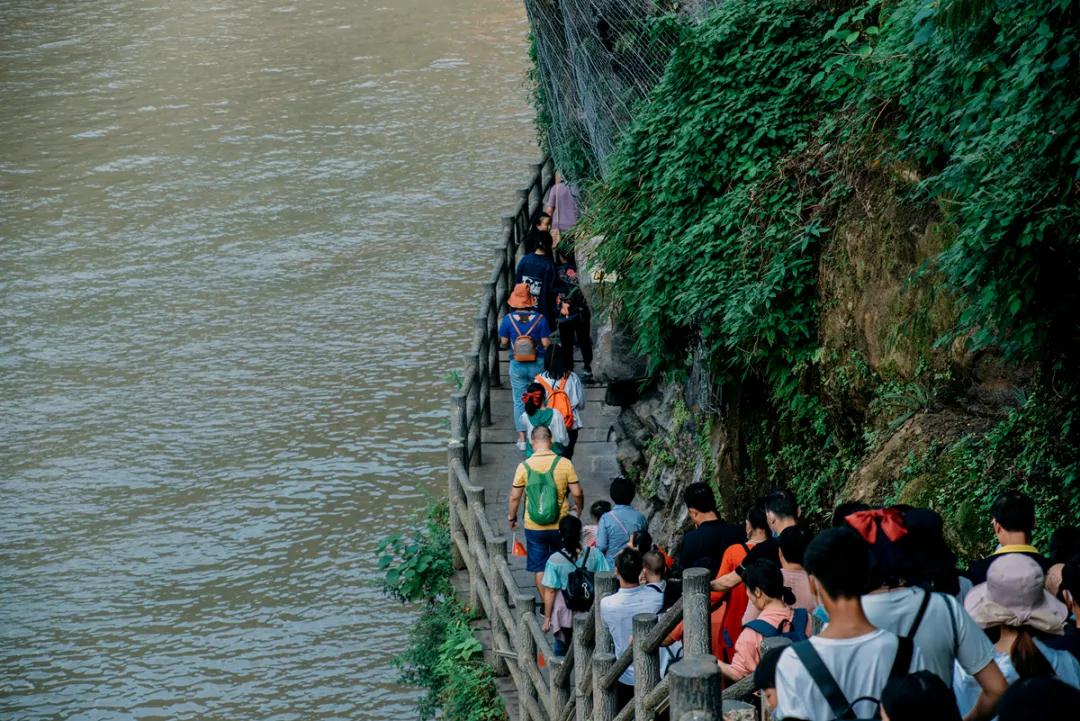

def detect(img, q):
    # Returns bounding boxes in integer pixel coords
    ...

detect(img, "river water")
[0,1,536,718]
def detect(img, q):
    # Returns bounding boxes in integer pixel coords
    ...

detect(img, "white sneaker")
[516,440,526,452]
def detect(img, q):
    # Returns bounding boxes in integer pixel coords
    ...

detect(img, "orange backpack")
[537,375,574,430]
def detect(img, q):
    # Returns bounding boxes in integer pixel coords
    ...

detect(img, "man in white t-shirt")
[848,507,1007,721]
[774,527,927,720]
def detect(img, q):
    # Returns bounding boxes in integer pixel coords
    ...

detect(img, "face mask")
[812,604,830,625]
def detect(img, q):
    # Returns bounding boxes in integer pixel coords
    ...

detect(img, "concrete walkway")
[458,349,621,718]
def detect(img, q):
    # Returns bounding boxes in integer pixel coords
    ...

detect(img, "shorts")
[525,528,563,573]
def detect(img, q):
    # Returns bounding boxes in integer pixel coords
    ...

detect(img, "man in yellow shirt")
[508,425,584,595]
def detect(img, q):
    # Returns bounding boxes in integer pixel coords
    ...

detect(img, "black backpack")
[560,547,596,612]
[789,590,931,720]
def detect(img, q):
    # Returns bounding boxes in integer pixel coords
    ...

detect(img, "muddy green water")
[0,1,536,718]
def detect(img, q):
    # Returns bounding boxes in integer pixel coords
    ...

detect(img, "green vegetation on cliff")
[544,0,1080,544]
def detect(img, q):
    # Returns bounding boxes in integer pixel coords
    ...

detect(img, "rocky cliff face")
[589,168,1037,555]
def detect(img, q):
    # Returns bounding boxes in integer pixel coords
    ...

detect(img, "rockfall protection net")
[524,1,718,180]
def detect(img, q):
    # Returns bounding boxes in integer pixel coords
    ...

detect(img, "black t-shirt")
[966,549,1052,585]
[678,519,744,577]
[742,536,780,567]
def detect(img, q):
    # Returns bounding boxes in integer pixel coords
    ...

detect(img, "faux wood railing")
[446,158,776,721]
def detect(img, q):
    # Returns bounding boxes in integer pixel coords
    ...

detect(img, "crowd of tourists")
[497,172,1080,719]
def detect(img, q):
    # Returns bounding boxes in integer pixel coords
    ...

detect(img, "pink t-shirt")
[729,604,814,679]
[545,182,579,231]
[743,568,815,624]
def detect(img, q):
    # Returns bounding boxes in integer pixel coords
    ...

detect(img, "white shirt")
[599,585,663,685]
[862,587,995,683]
[520,408,570,448]
[537,371,586,428]
[953,638,1080,718]
[775,629,927,720]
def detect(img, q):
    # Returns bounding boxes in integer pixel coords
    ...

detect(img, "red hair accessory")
[845,508,909,544]
[522,390,543,405]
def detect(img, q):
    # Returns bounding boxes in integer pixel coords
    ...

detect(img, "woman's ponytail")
[1011,627,1056,679]
[780,586,797,606]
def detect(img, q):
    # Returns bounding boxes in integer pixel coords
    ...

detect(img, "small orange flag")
[512,532,527,557]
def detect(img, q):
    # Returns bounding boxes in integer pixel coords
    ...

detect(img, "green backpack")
[524,408,566,458]
[525,455,562,526]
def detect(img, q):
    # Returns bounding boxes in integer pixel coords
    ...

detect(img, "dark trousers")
[564,428,580,460]
[558,308,593,371]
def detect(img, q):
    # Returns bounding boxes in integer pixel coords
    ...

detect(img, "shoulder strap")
[744,619,779,638]
[889,635,915,680]
[509,314,523,334]
[558,549,576,565]
[792,641,853,719]
[548,455,561,473]
[610,509,629,535]
[906,588,933,640]
[524,312,542,335]
[791,608,809,633]
[741,542,750,555]
[579,547,590,568]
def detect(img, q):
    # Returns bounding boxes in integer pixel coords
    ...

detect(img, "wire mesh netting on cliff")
[525,1,714,180]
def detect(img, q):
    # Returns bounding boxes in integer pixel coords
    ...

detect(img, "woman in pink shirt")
[720,559,813,681]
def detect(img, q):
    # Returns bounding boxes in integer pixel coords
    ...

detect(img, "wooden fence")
[445,158,782,721]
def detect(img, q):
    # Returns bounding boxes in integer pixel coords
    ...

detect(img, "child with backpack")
[541,515,612,656]
[535,349,584,459]
[520,382,569,457]
[773,527,928,721]
[719,559,811,681]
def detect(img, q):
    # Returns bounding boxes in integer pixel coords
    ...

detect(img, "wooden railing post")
[517,594,540,721]
[486,535,509,676]
[532,162,546,211]
[592,572,618,721]
[447,442,466,570]
[519,187,533,221]
[489,269,505,389]
[551,658,571,721]
[593,572,617,654]
[633,613,660,721]
[669,656,721,721]
[450,392,467,467]
[682,568,711,657]
[593,652,618,721]
[573,612,593,721]
[463,353,481,467]
[474,314,492,427]
[464,485,485,614]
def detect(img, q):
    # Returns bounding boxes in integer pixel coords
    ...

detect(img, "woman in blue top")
[542,515,612,656]
[499,283,552,450]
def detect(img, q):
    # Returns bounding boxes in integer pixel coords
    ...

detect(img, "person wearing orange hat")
[499,283,552,450]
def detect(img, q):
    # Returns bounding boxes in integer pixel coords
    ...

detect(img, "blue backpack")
[743,607,810,643]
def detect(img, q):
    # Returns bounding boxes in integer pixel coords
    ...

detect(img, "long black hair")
[545,348,569,379]
[559,514,583,555]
